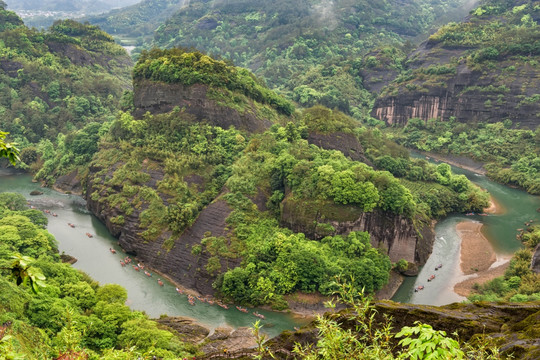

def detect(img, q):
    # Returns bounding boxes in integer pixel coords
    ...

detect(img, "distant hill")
[4,0,142,28]
[85,0,476,120]
[85,0,185,45]
[0,5,132,148]
[373,0,540,128]
[149,0,476,119]
[4,0,140,12]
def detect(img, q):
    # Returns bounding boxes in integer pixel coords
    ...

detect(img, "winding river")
[0,169,307,337]
[392,156,540,305]
[2,158,539,329]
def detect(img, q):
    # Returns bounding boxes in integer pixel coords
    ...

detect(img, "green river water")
[392,156,540,305]
[2,158,539,332]
[0,170,308,337]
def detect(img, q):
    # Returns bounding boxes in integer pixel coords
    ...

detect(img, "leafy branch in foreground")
[0,131,20,166]
[291,278,504,360]
[4,254,47,294]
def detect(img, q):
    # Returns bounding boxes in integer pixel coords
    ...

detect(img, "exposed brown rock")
[0,59,23,78]
[86,163,238,295]
[133,80,272,133]
[265,301,540,360]
[54,170,83,195]
[280,197,434,264]
[156,316,210,344]
[532,243,540,274]
[307,131,371,164]
[373,43,540,129]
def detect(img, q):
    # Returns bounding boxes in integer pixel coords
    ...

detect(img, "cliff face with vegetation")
[87,0,474,121]
[372,0,540,129]
[133,80,273,133]
[86,162,235,295]
[268,300,540,360]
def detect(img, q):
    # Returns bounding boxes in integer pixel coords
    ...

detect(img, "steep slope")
[131,47,294,131]
[373,0,540,128]
[84,0,475,119]
[80,50,490,308]
[0,7,132,145]
[150,0,474,118]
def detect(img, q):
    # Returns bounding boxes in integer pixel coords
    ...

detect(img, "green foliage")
[0,9,131,179]
[0,193,195,358]
[5,254,47,294]
[391,119,540,194]
[0,131,19,165]
[142,0,469,119]
[292,280,502,360]
[396,322,464,359]
[469,226,540,302]
[134,48,295,115]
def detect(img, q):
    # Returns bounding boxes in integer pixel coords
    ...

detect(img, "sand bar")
[453,220,511,297]
[456,221,497,275]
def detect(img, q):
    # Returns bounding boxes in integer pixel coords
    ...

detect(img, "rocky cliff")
[532,243,540,274]
[280,197,434,264]
[372,2,540,129]
[307,131,371,165]
[133,80,273,133]
[85,162,237,295]
[372,43,540,128]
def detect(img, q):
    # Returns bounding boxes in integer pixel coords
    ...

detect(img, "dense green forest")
[86,0,185,45]
[0,4,131,157]
[72,49,488,308]
[85,0,474,121]
[0,192,196,359]
[389,118,540,194]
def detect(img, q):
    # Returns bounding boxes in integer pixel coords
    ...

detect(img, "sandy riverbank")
[456,221,497,275]
[453,221,510,297]
[483,194,505,215]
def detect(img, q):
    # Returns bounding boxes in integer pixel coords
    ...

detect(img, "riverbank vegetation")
[0,192,196,359]
[82,101,487,309]
[20,46,486,308]
[468,225,540,302]
[388,118,540,194]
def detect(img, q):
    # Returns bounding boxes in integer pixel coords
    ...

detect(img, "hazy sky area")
[4,0,141,11]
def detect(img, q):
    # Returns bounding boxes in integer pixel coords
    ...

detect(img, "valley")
[0,0,539,359]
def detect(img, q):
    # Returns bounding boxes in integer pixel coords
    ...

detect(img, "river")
[4,160,539,326]
[392,156,540,305]
[0,169,308,337]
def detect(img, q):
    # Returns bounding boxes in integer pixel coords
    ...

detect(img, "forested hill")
[4,0,140,12]
[86,0,476,120]
[372,0,540,194]
[85,0,186,45]
[0,4,132,170]
[152,0,474,119]
[373,0,540,128]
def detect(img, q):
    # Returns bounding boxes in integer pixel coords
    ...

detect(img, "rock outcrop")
[280,197,434,264]
[86,163,237,295]
[133,80,272,133]
[307,131,371,164]
[372,42,540,129]
[266,301,540,360]
[532,243,540,274]
[54,170,83,195]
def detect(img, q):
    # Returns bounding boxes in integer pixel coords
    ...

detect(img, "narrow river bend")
[0,170,307,337]
[393,157,540,305]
